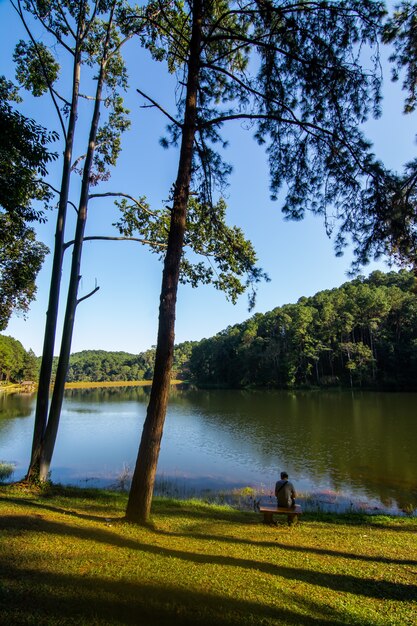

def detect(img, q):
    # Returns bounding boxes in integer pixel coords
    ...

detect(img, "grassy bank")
[64,380,155,389]
[0,485,415,625]
[0,380,185,392]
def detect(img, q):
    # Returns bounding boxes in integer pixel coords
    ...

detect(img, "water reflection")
[167,390,417,511]
[64,386,151,402]
[0,388,415,512]
[0,393,33,420]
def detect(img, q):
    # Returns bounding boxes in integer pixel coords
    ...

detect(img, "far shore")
[0,379,185,392]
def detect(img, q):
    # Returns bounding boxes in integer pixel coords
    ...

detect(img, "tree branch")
[55,0,77,40]
[136,88,182,127]
[64,235,167,250]
[107,34,134,62]
[26,0,75,55]
[51,87,72,108]
[88,191,157,217]
[12,0,67,139]
[36,180,78,213]
[202,62,302,125]
[77,285,100,306]
[79,93,101,101]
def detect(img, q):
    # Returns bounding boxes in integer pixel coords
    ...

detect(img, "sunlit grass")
[0,483,416,625]
[0,380,185,392]
[64,380,184,389]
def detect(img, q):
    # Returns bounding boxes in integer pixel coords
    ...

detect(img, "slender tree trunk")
[38,14,113,481]
[125,0,203,524]
[26,48,82,482]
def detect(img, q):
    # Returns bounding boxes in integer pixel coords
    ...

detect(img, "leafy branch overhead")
[12,0,132,185]
[0,76,55,328]
[0,76,58,221]
[329,1,417,274]
[132,0,385,227]
[113,195,269,307]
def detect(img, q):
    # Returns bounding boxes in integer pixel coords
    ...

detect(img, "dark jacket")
[275,479,296,508]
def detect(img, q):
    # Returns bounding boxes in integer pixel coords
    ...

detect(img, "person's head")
[280,471,288,479]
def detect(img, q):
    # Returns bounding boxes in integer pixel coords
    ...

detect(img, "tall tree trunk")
[125,0,203,524]
[38,13,113,481]
[26,47,82,482]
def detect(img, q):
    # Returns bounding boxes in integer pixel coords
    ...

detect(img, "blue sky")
[2,1,417,356]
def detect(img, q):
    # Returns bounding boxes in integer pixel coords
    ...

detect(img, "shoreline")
[0,379,185,393]
[4,471,414,518]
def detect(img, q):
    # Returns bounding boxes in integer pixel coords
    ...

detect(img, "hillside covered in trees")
[0,335,38,383]
[52,342,197,384]
[189,270,417,390]
[3,270,416,390]
[56,270,417,390]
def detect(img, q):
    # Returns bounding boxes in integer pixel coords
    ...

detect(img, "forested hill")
[5,270,416,390]
[188,270,417,390]
[52,344,197,383]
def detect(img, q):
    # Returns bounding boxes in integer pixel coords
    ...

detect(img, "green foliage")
[14,0,132,186]
[13,40,60,97]
[0,76,57,220]
[384,1,417,114]
[188,270,417,390]
[50,341,197,383]
[114,196,269,307]
[0,334,36,382]
[340,2,417,271]
[0,214,49,330]
[140,0,385,239]
[0,76,57,328]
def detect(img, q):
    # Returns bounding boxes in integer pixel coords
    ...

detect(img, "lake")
[1,387,416,514]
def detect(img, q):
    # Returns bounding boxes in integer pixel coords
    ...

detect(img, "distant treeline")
[4,270,417,390]
[0,335,38,383]
[189,270,417,390]
[51,343,197,383]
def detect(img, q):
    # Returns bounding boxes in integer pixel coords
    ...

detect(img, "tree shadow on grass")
[0,561,369,626]
[0,491,251,524]
[0,494,122,523]
[1,515,415,602]
[146,526,417,567]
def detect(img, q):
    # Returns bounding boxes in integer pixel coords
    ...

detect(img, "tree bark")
[39,11,114,481]
[26,40,83,482]
[125,0,203,523]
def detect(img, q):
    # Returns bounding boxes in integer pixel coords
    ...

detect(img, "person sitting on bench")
[275,471,296,508]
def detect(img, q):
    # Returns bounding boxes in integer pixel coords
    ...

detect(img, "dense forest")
[51,342,197,384]
[2,270,417,390]
[46,269,417,390]
[0,335,38,383]
[189,270,417,390]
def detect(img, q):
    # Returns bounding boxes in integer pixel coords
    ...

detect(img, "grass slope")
[0,484,416,625]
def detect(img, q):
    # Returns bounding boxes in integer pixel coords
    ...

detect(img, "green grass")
[0,484,416,625]
[65,380,184,389]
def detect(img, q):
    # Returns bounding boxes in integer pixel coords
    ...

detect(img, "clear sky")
[2,1,417,356]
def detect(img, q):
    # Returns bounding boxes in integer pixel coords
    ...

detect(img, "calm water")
[1,387,416,513]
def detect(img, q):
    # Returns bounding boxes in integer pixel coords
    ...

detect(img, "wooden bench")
[258,504,302,526]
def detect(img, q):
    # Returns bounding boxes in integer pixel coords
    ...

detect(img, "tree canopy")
[0,334,38,383]
[337,1,417,272]
[0,76,56,329]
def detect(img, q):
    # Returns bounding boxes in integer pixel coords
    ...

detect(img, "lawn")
[0,484,416,625]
